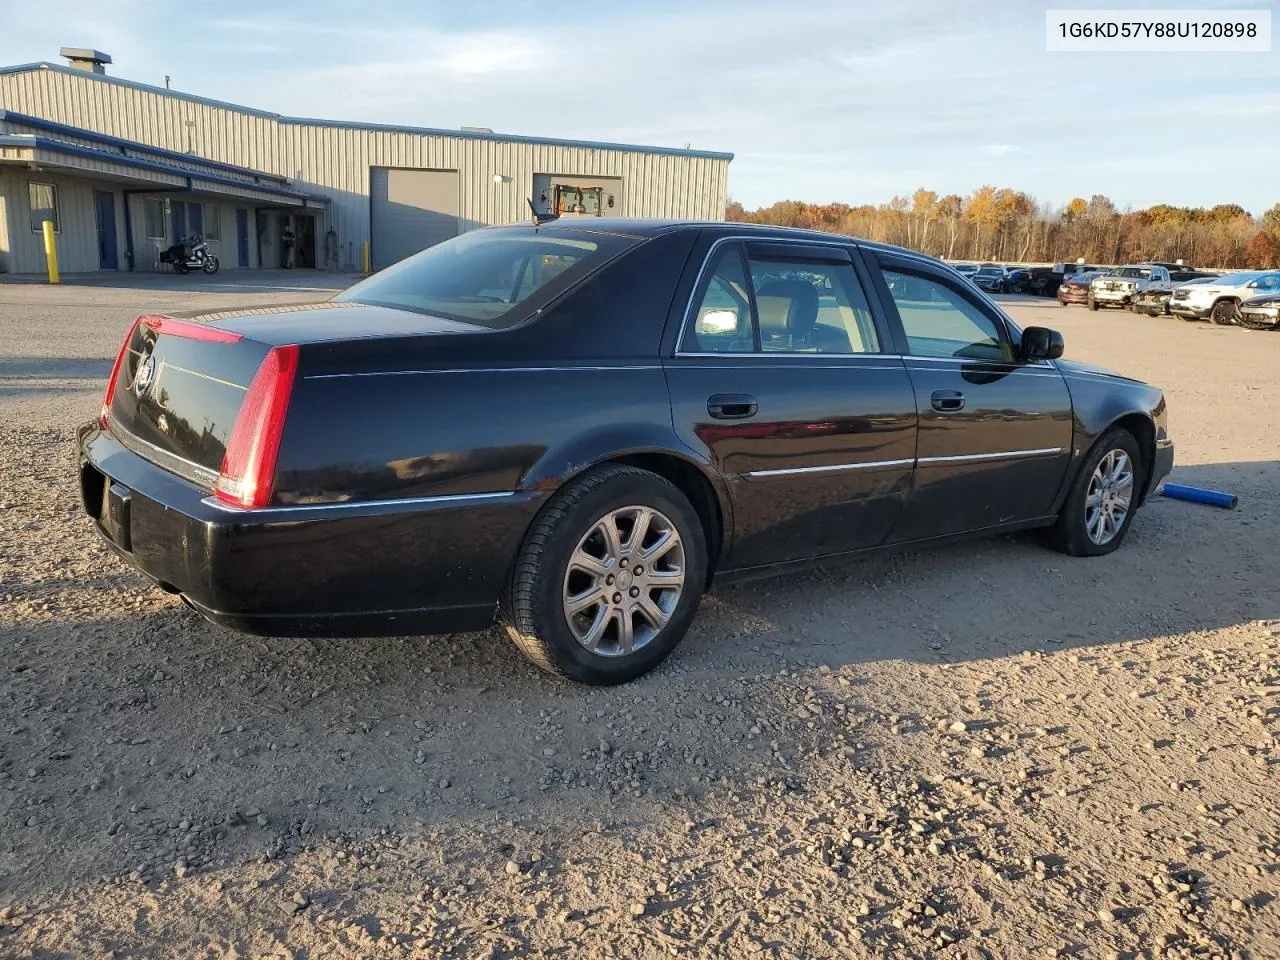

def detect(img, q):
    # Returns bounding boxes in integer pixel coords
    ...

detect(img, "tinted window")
[336,228,635,329]
[683,246,754,353]
[748,258,879,354]
[881,269,1012,361]
[683,246,880,355]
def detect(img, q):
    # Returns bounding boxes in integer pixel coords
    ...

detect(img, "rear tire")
[503,465,708,685]
[1044,428,1142,557]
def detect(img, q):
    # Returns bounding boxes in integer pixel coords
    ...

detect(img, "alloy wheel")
[1084,450,1134,546]
[561,505,686,657]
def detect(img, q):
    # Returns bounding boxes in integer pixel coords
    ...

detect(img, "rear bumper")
[77,422,540,637]
[1169,302,1211,319]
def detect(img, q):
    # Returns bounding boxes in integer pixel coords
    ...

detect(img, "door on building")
[170,200,187,242]
[369,167,460,270]
[295,215,316,268]
[236,209,249,267]
[93,191,118,270]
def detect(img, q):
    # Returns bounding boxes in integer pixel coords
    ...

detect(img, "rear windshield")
[335,227,637,329]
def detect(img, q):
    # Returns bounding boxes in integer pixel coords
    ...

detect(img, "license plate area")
[99,477,133,552]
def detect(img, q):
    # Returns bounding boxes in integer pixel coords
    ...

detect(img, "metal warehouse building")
[0,49,732,275]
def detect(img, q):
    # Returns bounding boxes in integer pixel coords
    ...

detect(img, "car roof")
[512,218,944,264]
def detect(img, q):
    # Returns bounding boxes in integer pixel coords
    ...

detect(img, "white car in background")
[1169,270,1280,324]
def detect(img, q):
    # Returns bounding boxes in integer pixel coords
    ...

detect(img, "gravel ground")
[1,277,1276,959]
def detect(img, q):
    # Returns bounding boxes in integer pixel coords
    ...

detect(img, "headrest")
[757,280,820,341]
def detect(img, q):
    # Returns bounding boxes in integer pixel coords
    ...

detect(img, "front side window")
[881,268,1011,361]
[336,227,634,329]
[682,243,881,355]
[28,182,58,233]
[144,198,166,239]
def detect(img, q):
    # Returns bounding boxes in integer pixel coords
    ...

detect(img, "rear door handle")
[707,394,758,420]
[931,390,965,412]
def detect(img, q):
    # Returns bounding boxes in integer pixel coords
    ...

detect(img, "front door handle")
[931,389,965,412]
[707,394,758,420]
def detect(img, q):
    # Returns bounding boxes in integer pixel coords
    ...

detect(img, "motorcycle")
[160,234,219,275]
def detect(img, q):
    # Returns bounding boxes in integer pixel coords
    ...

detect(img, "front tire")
[504,465,708,684]
[1044,428,1142,557]
[202,256,220,275]
[1210,300,1240,325]
[1088,295,1099,311]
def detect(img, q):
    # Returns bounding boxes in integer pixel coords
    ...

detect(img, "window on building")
[204,205,221,241]
[187,203,204,238]
[28,182,59,233]
[554,185,604,216]
[144,198,166,239]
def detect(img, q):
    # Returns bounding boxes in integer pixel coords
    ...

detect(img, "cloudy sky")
[4,0,1278,213]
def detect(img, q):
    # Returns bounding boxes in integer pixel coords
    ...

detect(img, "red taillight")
[100,316,142,430]
[214,345,299,509]
[142,315,243,343]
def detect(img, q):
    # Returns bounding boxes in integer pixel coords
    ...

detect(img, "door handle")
[707,394,758,420]
[930,389,965,412]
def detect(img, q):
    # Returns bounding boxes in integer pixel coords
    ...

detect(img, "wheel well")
[1110,413,1154,503]
[605,453,725,581]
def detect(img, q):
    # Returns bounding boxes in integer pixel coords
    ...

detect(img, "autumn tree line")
[726,188,1280,270]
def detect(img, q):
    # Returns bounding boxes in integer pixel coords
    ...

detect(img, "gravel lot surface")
[1,276,1276,959]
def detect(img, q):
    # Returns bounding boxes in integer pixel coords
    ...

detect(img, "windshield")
[335,227,637,329]
[975,268,1002,277]
[1112,267,1152,278]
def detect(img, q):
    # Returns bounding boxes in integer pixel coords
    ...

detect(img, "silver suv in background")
[1169,271,1280,324]
[1088,264,1172,310]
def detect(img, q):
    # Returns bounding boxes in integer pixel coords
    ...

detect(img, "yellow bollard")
[42,219,60,284]
[362,240,370,274]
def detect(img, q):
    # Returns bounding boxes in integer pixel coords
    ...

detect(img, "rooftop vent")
[461,126,494,134]
[60,48,112,74]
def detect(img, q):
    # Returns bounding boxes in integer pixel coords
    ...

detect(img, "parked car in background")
[1088,264,1174,311]
[1239,290,1280,330]
[77,219,1174,684]
[1003,268,1033,293]
[971,265,1007,292]
[1030,262,1103,297]
[1058,271,1106,306]
[1130,271,1219,316]
[1169,270,1280,324]
[949,262,980,278]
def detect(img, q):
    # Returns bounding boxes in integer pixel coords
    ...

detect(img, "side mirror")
[1244,281,1258,289]
[1021,326,1064,361]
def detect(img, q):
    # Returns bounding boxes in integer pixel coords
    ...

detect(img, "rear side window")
[881,269,1012,361]
[336,228,636,329]
[685,247,755,353]
[682,243,881,355]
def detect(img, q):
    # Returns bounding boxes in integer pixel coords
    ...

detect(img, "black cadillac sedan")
[79,220,1174,684]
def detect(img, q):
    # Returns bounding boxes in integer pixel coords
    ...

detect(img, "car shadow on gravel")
[1,461,1275,899]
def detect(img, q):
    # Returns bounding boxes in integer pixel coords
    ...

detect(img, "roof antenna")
[528,198,559,227]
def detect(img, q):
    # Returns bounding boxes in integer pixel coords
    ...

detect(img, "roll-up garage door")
[369,167,460,271]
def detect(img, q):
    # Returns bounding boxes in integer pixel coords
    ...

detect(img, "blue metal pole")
[1161,483,1238,510]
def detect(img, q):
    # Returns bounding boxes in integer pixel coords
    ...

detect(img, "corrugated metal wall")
[0,65,731,270]
[0,168,104,273]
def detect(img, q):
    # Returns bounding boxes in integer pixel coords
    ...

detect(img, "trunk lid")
[106,317,271,486]
[104,303,486,488]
